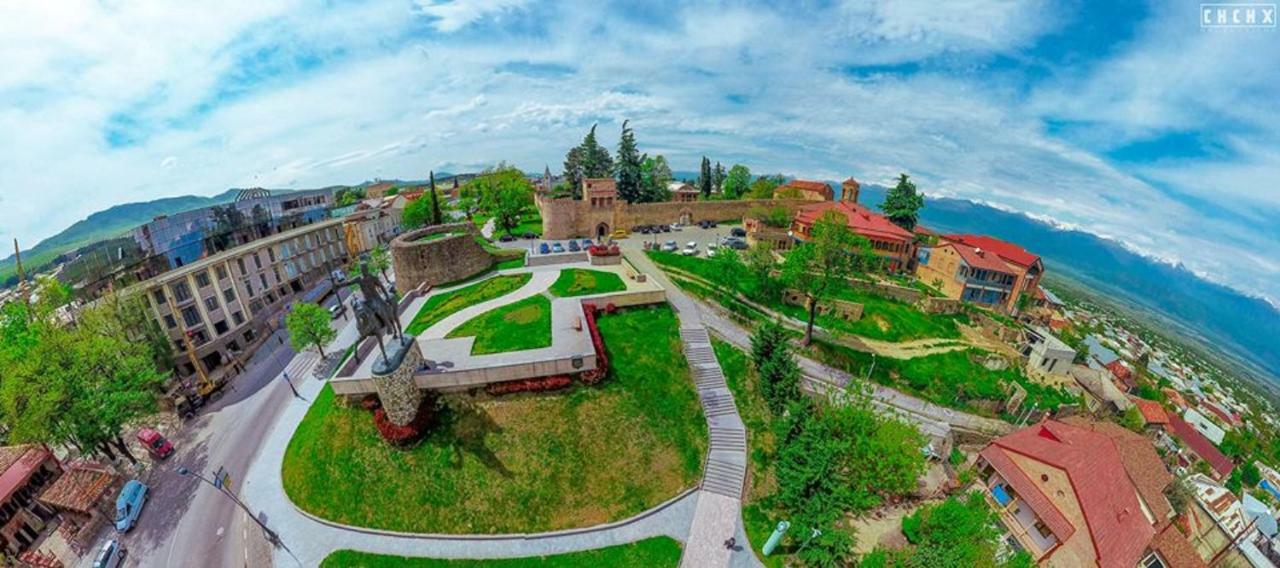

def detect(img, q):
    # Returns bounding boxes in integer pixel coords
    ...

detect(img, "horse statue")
[352,261,404,364]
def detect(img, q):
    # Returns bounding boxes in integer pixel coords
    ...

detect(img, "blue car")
[538,243,550,254]
[568,240,581,252]
[115,480,148,532]
[580,239,593,249]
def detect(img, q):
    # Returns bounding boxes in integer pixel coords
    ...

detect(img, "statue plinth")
[371,335,423,426]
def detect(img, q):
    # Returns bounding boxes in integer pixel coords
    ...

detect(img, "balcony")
[983,482,1058,559]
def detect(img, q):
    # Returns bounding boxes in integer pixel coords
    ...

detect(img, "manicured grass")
[495,256,526,270]
[417,231,461,242]
[405,274,531,335]
[320,537,682,567]
[281,305,706,534]
[548,269,627,298]
[447,294,552,354]
[647,251,964,342]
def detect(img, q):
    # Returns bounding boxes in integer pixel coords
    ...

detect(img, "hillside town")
[0,116,1277,568]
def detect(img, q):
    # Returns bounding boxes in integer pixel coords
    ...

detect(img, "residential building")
[774,179,833,201]
[1020,326,1076,375]
[1184,474,1252,566]
[131,219,348,382]
[1132,397,1171,429]
[1257,462,1280,502]
[1199,401,1241,429]
[942,234,1045,314]
[364,181,398,199]
[0,445,61,558]
[1069,365,1132,414]
[1108,360,1137,392]
[131,188,335,272]
[1166,414,1234,480]
[668,181,700,203]
[916,240,1022,310]
[342,208,400,257]
[975,418,1185,567]
[1182,408,1227,445]
[791,201,916,271]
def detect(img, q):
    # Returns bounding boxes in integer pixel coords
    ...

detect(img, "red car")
[136,428,174,460]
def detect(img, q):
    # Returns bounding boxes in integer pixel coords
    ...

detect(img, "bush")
[581,303,609,384]
[587,244,620,256]
[485,375,573,396]
[360,394,382,411]
[901,509,923,544]
[372,397,435,447]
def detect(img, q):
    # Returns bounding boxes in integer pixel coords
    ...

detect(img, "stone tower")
[841,177,861,205]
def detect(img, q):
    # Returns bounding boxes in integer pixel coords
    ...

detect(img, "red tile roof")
[1149,522,1208,568]
[945,241,1016,273]
[1059,416,1174,523]
[981,420,1157,568]
[778,179,834,200]
[38,464,117,515]
[1167,415,1234,479]
[0,445,52,504]
[794,201,913,243]
[947,234,1041,268]
[1132,398,1170,425]
[1199,401,1238,426]
[1106,360,1134,384]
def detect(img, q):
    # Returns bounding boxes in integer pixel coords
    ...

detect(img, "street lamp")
[177,466,288,552]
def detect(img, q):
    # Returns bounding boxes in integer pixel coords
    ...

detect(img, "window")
[223,288,235,303]
[243,279,254,298]
[268,247,276,262]
[259,274,268,290]
[181,306,201,327]
[232,311,244,325]
[195,272,211,288]
[279,286,289,299]
[213,320,229,335]
[171,281,192,302]
[152,289,166,305]
[204,297,219,312]
[237,258,247,275]
[265,292,276,304]
[174,339,185,351]
[215,265,228,280]
[163,314,177,329]
[190,330,208,345]
[243,329,256,343]
[253,253,262,270]
[273,267,282,283]
[1140,552,1167,568]
[1034,520,1053,539]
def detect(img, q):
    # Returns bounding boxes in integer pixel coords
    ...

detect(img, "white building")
[1183,408,1227,445]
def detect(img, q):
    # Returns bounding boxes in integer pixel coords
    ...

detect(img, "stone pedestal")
[372,336,424,427]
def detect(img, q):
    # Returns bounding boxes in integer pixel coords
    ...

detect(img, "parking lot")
[492,222,749,258]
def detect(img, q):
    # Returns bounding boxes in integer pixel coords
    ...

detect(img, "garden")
[281,305,707,534]
[405,274,531,335]
[548,268,627,298]
[320,537,681,567]
[447,294,552,354]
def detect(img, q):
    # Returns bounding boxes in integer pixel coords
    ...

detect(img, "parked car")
[611,229,629,239]
[136,428,173,460]
[538,243,551,254]
[671,223,683,231]
[567,240,581,252]
[115,480,148,532]
[726,237,749,250]
[523,231,537,240]
[498,234,516,242]
[660,224,672,233]
[328,303,344,319]
[661,240,679,252]
[551,242,565,253]
[92,539,126,568]
[730,227,747,237]
[706,242,720,257]
[580,239,593,249]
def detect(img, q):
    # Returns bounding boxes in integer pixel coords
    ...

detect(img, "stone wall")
[849,279,923,304]
[537,193,810,240]
[527,251,588,267]
[921,297,963,314]
[391,223,493,295]
[783,289,864,322]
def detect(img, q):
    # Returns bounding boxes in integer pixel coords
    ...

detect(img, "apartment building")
[134,219,347,381]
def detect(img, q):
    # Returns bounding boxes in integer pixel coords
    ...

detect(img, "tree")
[723,164,751,199]
[563,124,614,196]
[1241,461,1262,488]
[751,320,800,414]
[713,161,726,193]
[747,174,785,199]
[369,245,391,284]
[698,156,712,198]
[1119,405,1145,433]
[748,205,792,228]
[782,211,872,345]
[401,197,432,230]
[428,171,444,225]
[467,165,535,236]
[880,173,925,231]
[286,302,336,358]
[886,491,1016,567]
[615,120,644,203]
[640,155,673,202]
[744,241,782,300]
[1165,475,1194,516]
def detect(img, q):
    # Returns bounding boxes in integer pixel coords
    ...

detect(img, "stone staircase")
[679,327,747,499]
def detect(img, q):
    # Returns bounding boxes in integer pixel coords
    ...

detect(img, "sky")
[1,0,1277,305]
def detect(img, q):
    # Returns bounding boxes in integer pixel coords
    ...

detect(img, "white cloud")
[413,0,533,32]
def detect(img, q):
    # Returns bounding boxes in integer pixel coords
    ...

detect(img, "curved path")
[241,260,750,566]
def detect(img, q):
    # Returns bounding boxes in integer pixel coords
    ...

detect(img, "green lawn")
[282,305,706,534]
[447,294,552,354]
[548,269,627,298]
[321,537,681,567]
[406,274,531,335]
[417,231,462,242]
[647,251,963,342]
[495,252,527,271]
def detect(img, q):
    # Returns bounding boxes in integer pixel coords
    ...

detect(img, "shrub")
[581,303,610,384]
[372,397,435,447]
[360,394,382,411]
[587,244,620,256]
[485,375,573,396]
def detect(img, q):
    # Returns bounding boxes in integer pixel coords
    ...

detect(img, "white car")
[661,240,679,252]
[680,245,699,256]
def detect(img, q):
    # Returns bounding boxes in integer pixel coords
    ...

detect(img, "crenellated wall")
[536,193,811,240]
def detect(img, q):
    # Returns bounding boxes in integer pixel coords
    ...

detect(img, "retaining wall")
[391,224,493,295]
[526,251,589,267]
[537,194,810,240]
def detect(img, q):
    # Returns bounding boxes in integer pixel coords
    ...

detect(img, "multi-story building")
[132,219,348,381]
[916,240,1020,309]
[1020,326,1076,375]
[941,234,1044,313]
[975,417,1200,567]
[343,207,400,257]
[791,200,916,271]
[0,445,61,558]
[131,188,334,271]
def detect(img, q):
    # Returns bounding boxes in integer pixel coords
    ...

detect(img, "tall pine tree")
[880,173,925,231]
[615,120,644,203]
[428,170,443,225]
[563,124,614,199]
[713,161,726,193]
[698,156,712,198]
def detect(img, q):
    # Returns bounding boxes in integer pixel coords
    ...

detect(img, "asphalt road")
[90,288,355,568]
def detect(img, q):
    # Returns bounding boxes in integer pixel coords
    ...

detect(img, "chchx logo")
[1201,3,1277,28]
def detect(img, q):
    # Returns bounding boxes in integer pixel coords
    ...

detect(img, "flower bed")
[485,375,574,396]
[587,244,621,256]
[581,303,610,384]
[372,397,435,447]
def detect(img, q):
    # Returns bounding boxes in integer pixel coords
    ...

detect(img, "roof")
[980,420,1157,568]
[794,201,913,242]
[1106,360,1133,382]
[1132,398,1170,425]
[1199,401,1238,426]
[667,181,697,192]
[1060,416,1173,523]
[0,445,52,504]
[1167,415,1234,478]
[1242,493,1278,538]
[778,179,834,200]
[1149,522,1208,568]
[1069,366,1132,410]
[1040,287,1066,306]
[38,464,117,515]
[947,234,1041,269]
[944,241,1016,273]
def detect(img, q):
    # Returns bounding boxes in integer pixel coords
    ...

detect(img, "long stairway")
[679,327,748,500]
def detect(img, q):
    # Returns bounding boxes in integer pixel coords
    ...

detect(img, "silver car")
[93,539,126,568]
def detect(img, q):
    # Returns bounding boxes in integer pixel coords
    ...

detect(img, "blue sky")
[1,0,1277,305]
